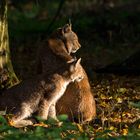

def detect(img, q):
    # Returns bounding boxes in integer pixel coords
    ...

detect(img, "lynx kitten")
[0,58,83,127]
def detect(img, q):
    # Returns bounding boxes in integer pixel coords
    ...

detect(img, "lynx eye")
[79,77,83,80]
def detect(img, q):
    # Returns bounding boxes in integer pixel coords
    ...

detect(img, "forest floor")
[0,72,140,139]
[91,74,140,137]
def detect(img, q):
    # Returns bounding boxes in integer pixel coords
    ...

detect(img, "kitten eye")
[79,77,83,80]
[76,76,83,82]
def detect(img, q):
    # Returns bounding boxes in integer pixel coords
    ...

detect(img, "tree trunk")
[0,0,18,90]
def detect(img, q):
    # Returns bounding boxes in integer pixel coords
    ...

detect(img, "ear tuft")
[68,19,72,29]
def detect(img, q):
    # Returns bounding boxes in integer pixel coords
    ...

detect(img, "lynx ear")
[63,24,71,33]
[58,28,64,36]
[75,58,81,68]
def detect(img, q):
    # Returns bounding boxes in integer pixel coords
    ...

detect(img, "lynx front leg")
[49,103,62,126]
[48,103,58,120]
[10,103,34,127]
[38,100,50,120]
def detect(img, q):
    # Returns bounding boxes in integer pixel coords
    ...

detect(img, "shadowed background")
[7,0,140,80]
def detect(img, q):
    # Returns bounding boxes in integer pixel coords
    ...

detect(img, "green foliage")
[0,112,139,140]
[0,115,91,140]
[129,102,140,109]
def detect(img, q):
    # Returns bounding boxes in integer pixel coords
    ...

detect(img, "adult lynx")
[37,24,96,123]
[0,59,84,127]
[36,23,81,74]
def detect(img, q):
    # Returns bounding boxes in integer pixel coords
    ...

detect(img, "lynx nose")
[72,49,78,53]
[72,46,80,53]
[78,43,81,48]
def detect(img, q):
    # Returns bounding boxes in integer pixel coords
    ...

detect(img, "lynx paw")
[9,119,34,128]
[56,121,63,127]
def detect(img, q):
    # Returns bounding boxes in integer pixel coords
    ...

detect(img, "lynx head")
[68,58,84,82]
[58,23,81,54]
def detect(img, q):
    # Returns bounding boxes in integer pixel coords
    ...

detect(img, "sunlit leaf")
[33,122,49,128]
[117,97,123,103]
[76,124,84,133]
[109,126,115,130]
[117,88,127,94]
[100,94,107,100]
[121,128,128,136]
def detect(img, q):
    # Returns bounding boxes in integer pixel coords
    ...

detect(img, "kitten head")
[69,58,84,82]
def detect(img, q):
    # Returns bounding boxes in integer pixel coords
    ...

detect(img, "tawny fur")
[56,68,96,123]
[37,24,96,123]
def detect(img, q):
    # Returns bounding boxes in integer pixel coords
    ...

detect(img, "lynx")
[37,24,96,123]
[0,59,84,127]
[36,23,81,74]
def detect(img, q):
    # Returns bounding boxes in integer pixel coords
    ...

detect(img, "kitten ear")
[75,58,81,68]
[70,58,81,72]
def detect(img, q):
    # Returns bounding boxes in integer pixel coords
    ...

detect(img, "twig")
[46,0,65,33]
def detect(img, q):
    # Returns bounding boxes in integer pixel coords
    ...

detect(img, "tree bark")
[0,0,18,90]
